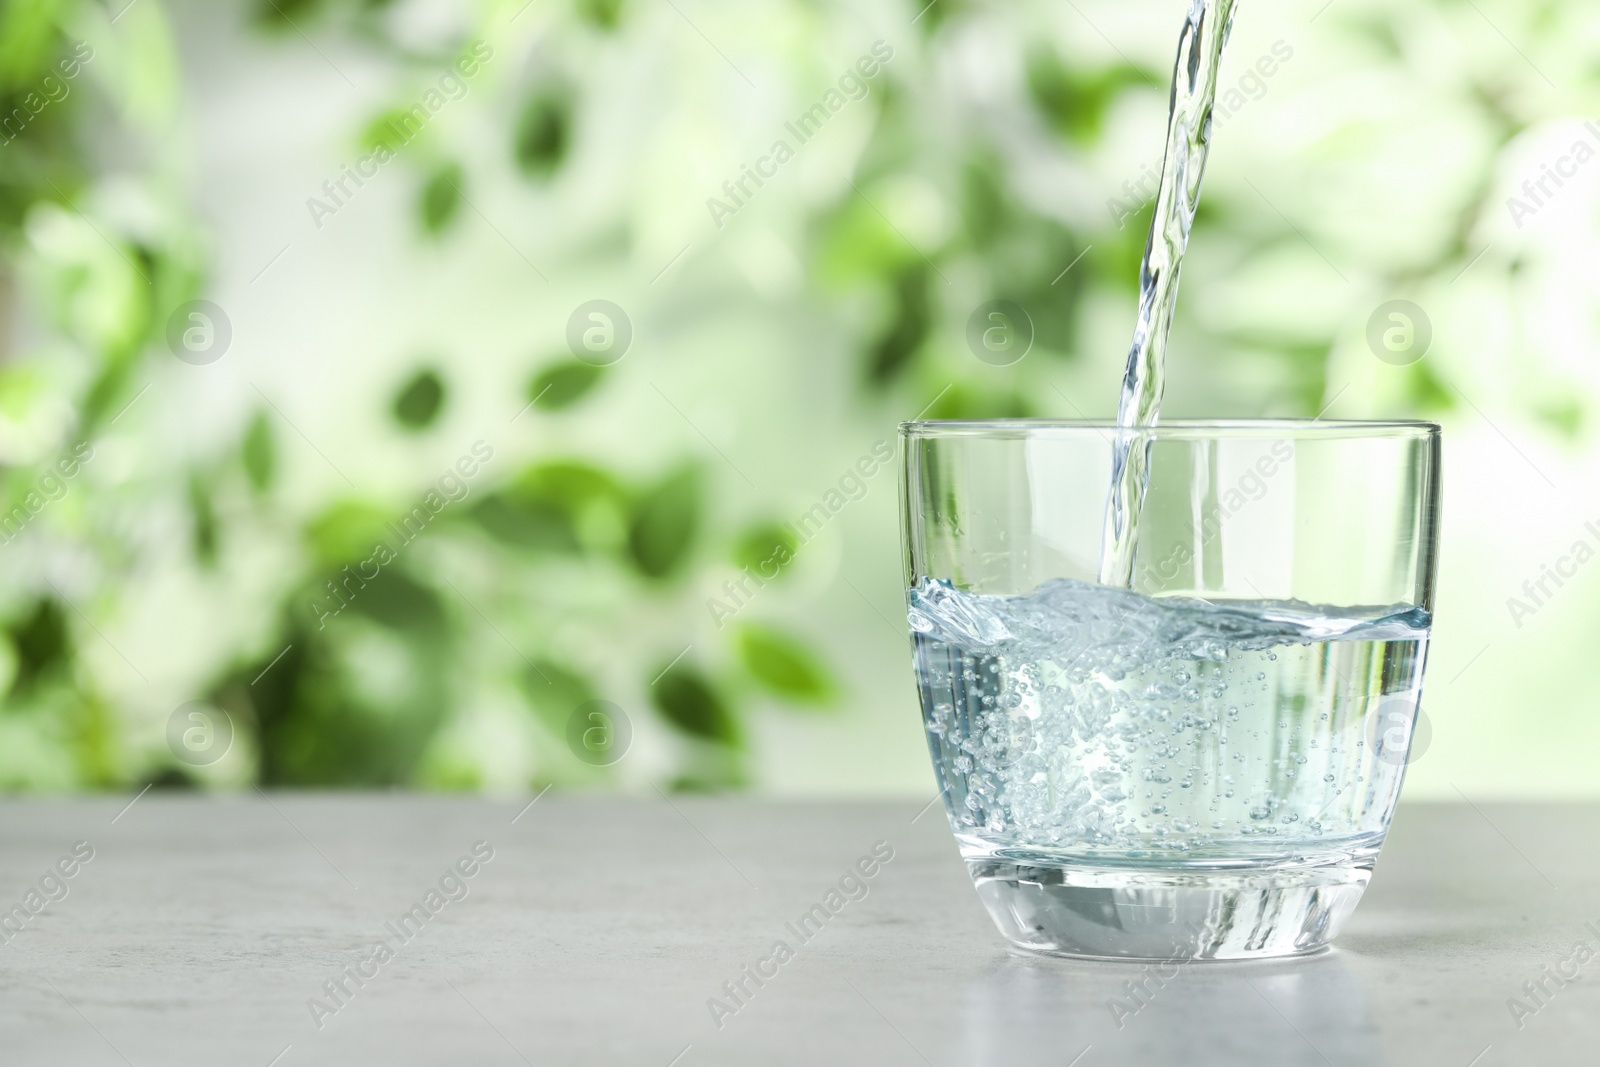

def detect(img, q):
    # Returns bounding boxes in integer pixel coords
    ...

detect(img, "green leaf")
[392,367,446,430]
[626,464,700,578]
[468,493,581,552]
[517,659,596,730]
[512,461,625,509]
[305,500,394,566]
[0,634,17,697]
[865,266,931,384]
[1025,50,1145,145]
[241,596,452,788]
[920,381,1033,421]
[574,0,625,30]
[817,200,929,287]
[1537,395,1583,441]
[0,364,47,423]
[419,163,463,234]
[962,155,1006,251]
[361,107,417,154]
[732,522,797,578]
[8,598,68,697]
[0,0,66,96]
[188,471,219,567]
[530,359,604,411]
[734,624,836,705]
[346,567,446,634]
[242,409,275,492]
[514,92,571,178]
[252,0,325,33]
[1406,358,1455,415]
[667,741,747,791]
[415,749,483,792]
[650,663,738,745]
[470,461,628,553]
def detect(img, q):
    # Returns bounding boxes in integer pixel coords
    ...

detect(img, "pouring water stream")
[1099,0,1240,588]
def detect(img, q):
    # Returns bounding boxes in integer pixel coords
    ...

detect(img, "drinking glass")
[900,419,1441,959]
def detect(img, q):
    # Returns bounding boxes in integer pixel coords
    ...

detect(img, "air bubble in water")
[907,576,1429,862]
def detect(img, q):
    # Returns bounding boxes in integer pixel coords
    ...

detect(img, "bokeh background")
[0,0,1594,797]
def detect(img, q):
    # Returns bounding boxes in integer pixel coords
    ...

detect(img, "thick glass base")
[968,858,1369,960]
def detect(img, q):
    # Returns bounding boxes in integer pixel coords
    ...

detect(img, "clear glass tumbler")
[901,419,1441,959]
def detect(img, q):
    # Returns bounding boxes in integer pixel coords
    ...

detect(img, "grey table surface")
[1,795,1595,1066]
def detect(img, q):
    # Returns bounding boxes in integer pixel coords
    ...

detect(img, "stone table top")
[2,795,1595,1065]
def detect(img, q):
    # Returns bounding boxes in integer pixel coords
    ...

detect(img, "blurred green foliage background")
[0,0,1595,796]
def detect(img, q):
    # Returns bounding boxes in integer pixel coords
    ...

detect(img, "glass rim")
[900,417,1441,438]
